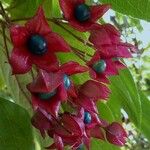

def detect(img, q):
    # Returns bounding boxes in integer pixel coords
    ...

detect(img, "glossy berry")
[74,4,90,22]
[93,59,107,73]
[38,90,56,100]
[27,34,47,55]
[77,144,83,150]
[63,74,71,89]
[84,112,92,124]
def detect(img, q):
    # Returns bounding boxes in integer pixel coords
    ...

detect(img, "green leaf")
[94,68,142,149]
[51,22,94,55]
[96,68,141,129]
[97,85,123,123]
[139,91,150,141]
[2,0,12,4]
[0,69,5,90]
[91,139,120,150]
[109,69,142,128]
[43,0,53,17]
[97,102,116,122]
[50,0,62,18]
[0,97,35,150]
[100,0,150,22]
[9,0,43,19]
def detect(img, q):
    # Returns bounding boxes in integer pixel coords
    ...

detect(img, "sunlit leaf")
[100,0,150,22]
[0,97,35,150]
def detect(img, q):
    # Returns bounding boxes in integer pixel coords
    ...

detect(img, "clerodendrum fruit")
[63,74,71,89]
[74,4,91,22]
[38,90,56,100]
[77,144,84,150]
[93,59,107,73]
[27,34,47,55]
[84,112,92,124]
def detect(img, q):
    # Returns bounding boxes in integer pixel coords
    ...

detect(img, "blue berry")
[75,4,90,22]
[38,90,56,100]
[84,112,92,124]
[63,74,71,89]
[92,59,107,73]
[27,34,47,55]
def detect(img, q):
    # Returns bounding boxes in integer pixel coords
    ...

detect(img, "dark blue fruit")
[92,59,107,73]
[27,34,47,55]
[38,90,56,100]
[75,4,90,22]
[84,111,92,124]
[63,74,71,89]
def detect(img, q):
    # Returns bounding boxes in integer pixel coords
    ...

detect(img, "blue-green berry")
[27,34,47,55]
[84,112,92,124]
[38,90,56,100]
[92,59,107,73]
[63,74,71,89]
[74,4,90,22]
[77,144,83,150]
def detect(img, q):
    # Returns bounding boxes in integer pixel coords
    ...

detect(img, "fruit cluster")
[7,0,135,149]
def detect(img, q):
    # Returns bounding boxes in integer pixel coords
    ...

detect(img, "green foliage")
[96,68,142,127]
[50,0,61,18]
[110,69,142,127]
[91,139,120,150]
[100,0,150,22]
[140,92,150,141]
[0,97,35,150]
[2,0,12,4]
[9,0,42,18]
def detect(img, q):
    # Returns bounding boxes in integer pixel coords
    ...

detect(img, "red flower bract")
[27,62,88,117]
[105,122,128,146]
[32,108,127,149]
[59,0,110,32]
[87,52,126,83]
[70,80,111,114]
[31,108,53,138]
[89,24,135,58]
[47,112,85,150]
[31,110,84,149]
[27,70,63,117]
[10,7,71,74]
[79,80,111,100]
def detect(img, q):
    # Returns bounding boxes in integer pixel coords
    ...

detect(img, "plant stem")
[71,47,88,62]
[72,49,87,62]
[72,46,93,57]
[1,23,9,60]
[0,2,12,27]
